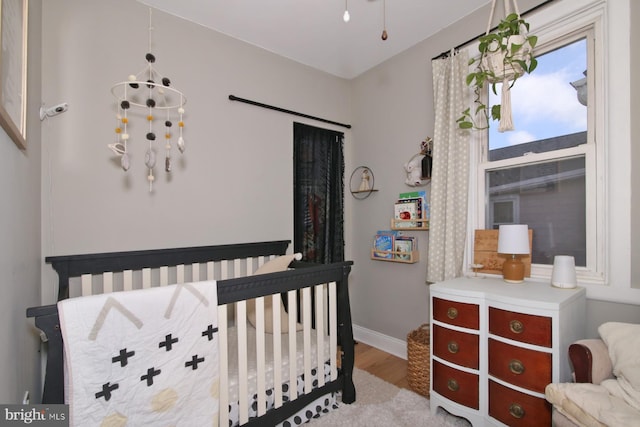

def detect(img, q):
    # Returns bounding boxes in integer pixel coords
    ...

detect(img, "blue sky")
[488,38,587,150]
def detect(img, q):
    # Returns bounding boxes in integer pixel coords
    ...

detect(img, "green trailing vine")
[457,13,538,130]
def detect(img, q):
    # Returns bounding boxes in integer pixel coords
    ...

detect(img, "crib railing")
[220,281,338,425]
[51,240,291,300]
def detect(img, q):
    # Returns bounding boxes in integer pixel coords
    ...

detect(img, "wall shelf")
[391,219,429,231]
[370,249,419,264]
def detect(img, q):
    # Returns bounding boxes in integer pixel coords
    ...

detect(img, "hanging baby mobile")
[404,137,433,187]
[109,8,187,192]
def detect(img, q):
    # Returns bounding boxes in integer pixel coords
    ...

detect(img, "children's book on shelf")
[394,236,416,261]
[399,191,429,227]
[377,230,404,237]
[372,232,394,259]
[394,201,418,228]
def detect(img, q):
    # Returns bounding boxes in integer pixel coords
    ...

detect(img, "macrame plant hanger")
[485,0,525,132]
[109,8,187,192]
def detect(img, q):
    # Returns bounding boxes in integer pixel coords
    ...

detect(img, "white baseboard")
[352,324,407,360]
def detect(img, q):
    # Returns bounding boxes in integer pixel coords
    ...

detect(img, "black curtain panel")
[293,123,345,263]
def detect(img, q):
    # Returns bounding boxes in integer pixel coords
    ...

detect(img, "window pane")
[486,157,586,266]
[493,201,514,224]
[488,38,587,158]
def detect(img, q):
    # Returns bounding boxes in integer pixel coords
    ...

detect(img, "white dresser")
[429,277,586,426]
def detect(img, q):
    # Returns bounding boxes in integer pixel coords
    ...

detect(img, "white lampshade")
[497,224,530,255]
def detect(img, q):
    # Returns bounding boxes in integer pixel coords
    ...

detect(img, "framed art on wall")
[0,0,28,150]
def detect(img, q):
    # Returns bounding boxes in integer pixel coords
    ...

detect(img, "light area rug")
[307,368,472,427]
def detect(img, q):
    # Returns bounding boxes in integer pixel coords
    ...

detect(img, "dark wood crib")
[27,240,355,426]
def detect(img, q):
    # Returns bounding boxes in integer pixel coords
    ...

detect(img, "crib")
[26,240,355,426]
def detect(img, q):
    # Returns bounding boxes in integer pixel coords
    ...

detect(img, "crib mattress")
[225,323,333,403]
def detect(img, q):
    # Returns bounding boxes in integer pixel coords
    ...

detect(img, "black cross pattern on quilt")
[159,334,179,351]
[141,367,161,386]
[185,355,205,370]
[95,382,119,401]
[112,348,135,367]
[201,324,218,341]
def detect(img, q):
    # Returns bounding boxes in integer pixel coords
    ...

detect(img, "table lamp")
[497,224,530,283]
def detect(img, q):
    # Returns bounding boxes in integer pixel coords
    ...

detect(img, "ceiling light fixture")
[381,0,388,40]
[343,0,350,22]
[110,8,188,192]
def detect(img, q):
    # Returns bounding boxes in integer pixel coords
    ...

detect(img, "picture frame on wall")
[0,0,28,150]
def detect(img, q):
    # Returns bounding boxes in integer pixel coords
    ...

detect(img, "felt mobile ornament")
[110,8,187,192]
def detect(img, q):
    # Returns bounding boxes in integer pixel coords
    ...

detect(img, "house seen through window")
[482,36,590,267]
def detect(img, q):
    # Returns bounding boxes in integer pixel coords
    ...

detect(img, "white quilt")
[58,281,219,427]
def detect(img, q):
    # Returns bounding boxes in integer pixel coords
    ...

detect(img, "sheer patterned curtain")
[426,50,471,283]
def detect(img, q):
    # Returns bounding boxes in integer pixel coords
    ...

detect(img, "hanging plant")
[457,11,538,131]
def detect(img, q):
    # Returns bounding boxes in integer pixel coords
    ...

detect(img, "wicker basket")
[407,323,431,397]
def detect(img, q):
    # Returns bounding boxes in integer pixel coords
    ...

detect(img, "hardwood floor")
[352,342,411,391]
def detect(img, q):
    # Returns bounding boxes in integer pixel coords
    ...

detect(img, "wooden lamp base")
[502,256,525,283]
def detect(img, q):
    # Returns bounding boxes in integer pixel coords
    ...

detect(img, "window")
[471,11,605,284]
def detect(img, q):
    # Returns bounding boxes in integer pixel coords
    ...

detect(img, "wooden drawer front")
[433,297,479,329]
[488,339,551,393]
[489,307,552,347]
[433,360,479,409]
[433,324,479,369]
[489,380,551,427]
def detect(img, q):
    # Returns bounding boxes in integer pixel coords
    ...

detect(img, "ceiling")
[138,0,490,79]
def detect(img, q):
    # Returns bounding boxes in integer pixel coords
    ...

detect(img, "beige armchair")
[545,322,640,427]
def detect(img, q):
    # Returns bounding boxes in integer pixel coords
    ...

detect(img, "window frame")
[466,2,606,285]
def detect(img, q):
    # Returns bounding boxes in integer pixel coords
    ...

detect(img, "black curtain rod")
[432,0,555,60]
[228,95,352,129]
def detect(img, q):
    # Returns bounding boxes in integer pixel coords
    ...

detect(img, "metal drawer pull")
[509,319,524,334]
[509,359,525,375]
[447,341,459,354]
[447,378,459,392]
[447,307,458,319]
[509,403,525,419]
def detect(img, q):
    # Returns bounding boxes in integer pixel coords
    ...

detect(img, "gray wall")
[0,1,42,404]
[631,0,640,289]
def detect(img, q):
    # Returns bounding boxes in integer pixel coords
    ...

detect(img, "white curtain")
[426,51,471,283]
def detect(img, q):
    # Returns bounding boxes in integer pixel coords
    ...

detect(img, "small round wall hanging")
[349,166,378,200]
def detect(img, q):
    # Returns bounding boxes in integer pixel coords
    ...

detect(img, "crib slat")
[329,281,338,381]
[192,263,200,282]
[141,268,150,289]
[288,290,298,400]
[221,260,229,280]
[255,297,266,417]
[206,261,214,280]
[177,264,185,284]
[246,257,253,276]
[315,284,326,388]
[237,300,249,425]
[120,270,131,291]
[272,294,283,408]
[234,259,241,279]
[302,287,312,394]
[218,304,229,427]
[103,272,113,294]
[81,274,92,296]
[160,266,168,286]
